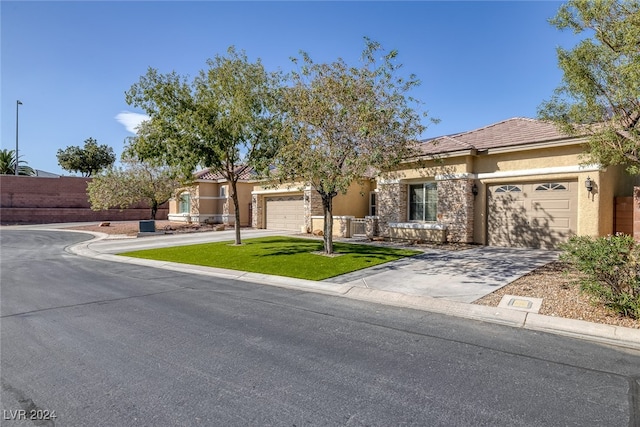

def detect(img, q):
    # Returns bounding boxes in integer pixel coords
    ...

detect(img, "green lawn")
[119,236,421,280]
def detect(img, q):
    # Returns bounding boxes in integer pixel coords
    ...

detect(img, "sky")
[1,1,579,176]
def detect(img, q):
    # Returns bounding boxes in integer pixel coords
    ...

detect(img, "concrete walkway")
[326,246,559,303]
[4,224,640,350]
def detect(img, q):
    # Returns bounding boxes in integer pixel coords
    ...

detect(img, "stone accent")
[252,194,263,229]
[437,178,475,243]
[376,182,406,237]
[365,216,379,238]
[304,188,324,233]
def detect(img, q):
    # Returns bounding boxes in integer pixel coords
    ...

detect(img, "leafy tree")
[0,149,35,176]
[125,47,279,244]
[271,38,432,254]
[87,155,182,220]
[538,0,640,173]
[57,137,116,176]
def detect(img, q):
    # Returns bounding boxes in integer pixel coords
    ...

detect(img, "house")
[375,117,636,249]
[251,179,374,235]
[168,166,257,226]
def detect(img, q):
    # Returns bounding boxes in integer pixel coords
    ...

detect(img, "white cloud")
[115,111,150,134]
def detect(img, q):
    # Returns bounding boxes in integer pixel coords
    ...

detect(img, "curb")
[25,228,640,351]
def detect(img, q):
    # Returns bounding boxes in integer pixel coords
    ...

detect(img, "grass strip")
[119,236,420,281]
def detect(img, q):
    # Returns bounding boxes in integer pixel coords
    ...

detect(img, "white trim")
[484,137,589,155]
[389,222,447,230]
[476,164,600,180]
[377,178,400,184]
[252,187,309,195]
[311,215,355,220]
[435,173,476,181]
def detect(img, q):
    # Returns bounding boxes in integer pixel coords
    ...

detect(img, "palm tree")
[0,149,35,175]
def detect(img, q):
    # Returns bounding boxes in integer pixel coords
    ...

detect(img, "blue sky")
[1,1,577,175]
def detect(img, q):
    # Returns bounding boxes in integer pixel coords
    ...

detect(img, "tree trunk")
[230,179,242,245]
[322,194,334,255]
[150,200,158,220]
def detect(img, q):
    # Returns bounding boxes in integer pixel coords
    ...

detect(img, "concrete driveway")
[326,246,559,303]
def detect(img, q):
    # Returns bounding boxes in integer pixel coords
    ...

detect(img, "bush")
[560,234,640,319]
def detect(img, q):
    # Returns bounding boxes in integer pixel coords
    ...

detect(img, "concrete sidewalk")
[8,224,640,350]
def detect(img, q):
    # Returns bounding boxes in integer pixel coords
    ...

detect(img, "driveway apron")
[325,246,559,303]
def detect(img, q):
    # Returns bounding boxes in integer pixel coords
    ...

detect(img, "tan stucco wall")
[475,145,584,173]
[385,157,471,180]
[234,182,254,226]
[331,180,373,217]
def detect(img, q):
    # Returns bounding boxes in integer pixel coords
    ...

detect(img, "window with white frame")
[178,192,191,214]
[409,182,437,222]
[220,185,227,198]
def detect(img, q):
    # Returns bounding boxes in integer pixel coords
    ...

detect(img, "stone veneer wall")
[436,179,475,243]
[304,188,324,232]
[251,194,262,228]
[376,180,407,237]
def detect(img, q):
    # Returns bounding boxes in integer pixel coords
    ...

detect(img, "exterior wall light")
[471,183,479,197]
[585,176,593,193]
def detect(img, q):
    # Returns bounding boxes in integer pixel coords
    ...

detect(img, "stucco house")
[375,117,635,248]
[251,179,374,236]
[168,166,257,226]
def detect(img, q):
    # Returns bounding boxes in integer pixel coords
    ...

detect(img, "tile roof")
[194,165,256,181]
[418,117,578,155]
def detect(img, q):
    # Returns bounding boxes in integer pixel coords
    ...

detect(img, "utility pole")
[15,100,23,175]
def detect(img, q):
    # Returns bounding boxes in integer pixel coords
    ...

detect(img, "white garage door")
[488,181,577,249]
[265,195,305,231]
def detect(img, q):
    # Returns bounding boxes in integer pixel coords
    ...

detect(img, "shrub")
[560,234,640,319]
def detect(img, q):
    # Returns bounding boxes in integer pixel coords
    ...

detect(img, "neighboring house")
[251,179,374,235]
[168,166,257,226]
[375,117,636,249]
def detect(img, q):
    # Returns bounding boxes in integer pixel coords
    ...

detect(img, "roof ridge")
[452,117,536,138]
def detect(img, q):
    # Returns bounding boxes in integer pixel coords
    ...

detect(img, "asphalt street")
[1,230,640,426]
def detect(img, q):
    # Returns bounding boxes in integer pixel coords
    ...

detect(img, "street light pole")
[15,100,23,176]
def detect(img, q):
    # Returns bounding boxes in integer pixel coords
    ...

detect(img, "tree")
[271,38,432,254]
[0,149,35,175]
[125,47,279,244]
[87,155,182,220]
[57,137,116,176]
[538,0,640,173]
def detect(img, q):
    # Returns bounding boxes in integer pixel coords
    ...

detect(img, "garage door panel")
[265,195,304,231]
[534,199,571,210]
[488,181,577,249]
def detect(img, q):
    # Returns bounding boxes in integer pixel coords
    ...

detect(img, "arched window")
[494,185,522,193]
[535,183,567,191]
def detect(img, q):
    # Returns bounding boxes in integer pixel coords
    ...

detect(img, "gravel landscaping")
[64,221,640,329]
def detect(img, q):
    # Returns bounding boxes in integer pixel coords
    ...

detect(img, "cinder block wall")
[0,175,168,224]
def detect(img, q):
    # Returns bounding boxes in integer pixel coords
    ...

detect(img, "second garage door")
[265,195,305,231]
[488,181,577,249]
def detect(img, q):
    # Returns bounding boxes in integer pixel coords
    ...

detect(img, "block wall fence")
[0,175,167,224]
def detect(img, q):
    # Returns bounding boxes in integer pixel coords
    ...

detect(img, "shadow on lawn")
[255,237,416,261]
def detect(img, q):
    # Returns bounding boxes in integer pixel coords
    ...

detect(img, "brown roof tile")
[194,165,256,181]
[419,117,575,155]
